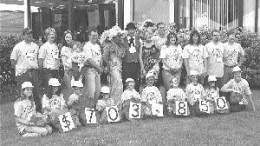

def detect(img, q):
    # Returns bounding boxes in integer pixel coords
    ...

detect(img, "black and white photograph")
[0,0,259,145]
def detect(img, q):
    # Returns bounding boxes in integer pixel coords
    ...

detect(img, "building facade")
[124,0,259,32]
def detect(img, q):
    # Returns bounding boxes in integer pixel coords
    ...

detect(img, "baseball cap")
[101,86,110,94]
[71,81,83,88]
[232,66,241,72]
[48,78,61,86]
[146,72,155,79]
[21,82,34,89]
[126,78,135,83]
[208,75,217,82]
[190,70,199,76]
[22,27,33,35]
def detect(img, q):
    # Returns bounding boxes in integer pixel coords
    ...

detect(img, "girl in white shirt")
[14,82,52,137]
[160,32,183,91]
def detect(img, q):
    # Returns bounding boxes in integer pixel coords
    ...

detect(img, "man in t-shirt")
[122,22,141,91]
[83,29,103,102]
[205,30,224,88]
[223,31,244,84]
[10,28,41,111]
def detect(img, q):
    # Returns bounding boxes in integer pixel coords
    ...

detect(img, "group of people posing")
[11,20,255,137]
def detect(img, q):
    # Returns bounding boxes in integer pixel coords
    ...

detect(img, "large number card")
[106,106,120,123]
[58,112,75,132]
[152,103,164,117]
[85,108,97,124]
[215,97,228,111]
[199,99,210,114]
[129,102,142,119]
[175,101,189,116]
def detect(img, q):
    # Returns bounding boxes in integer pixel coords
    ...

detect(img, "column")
[68,0,74,30]
[124,0,132,28]
[169,0,175,23]
[24,0,29,28]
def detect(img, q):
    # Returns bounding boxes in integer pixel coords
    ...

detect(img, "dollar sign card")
[58,112,75,132]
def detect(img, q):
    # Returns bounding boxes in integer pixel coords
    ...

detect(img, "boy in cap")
[221,66,255,112]
[121,78,141,103]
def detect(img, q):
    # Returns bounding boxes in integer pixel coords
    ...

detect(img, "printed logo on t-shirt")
[51,49,59,59]
[26,49,36,62]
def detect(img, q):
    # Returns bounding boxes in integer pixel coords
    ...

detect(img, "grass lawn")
[1,90,260,146]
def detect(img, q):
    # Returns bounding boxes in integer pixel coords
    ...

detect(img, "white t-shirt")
[14,98,36,131]
[205,41,224,77]
[166,88,186,101]
[160,45,183,70]
[83,42,102,67]
[141,86,162,103]
[61,46,73,70]
[10,41,39,76]
[42,94,66,111]
[223,42,244,66]
[185,83,206,105]
[182,44,208,75]
[39,42,59,70]
[222,79,252,97]
[121,89,141,103]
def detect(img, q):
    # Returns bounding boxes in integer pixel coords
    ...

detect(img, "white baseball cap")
[208,75,217,82]
[101,86,110,94]
[190,70,199,76]
[21,82,34,89]
[48,78,61,86]
[146,72,155,79]
[125,78,135,83]
[71,81,83,88]
[232,66,241,72]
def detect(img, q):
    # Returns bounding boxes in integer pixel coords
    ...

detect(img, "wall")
[134,0,169,23]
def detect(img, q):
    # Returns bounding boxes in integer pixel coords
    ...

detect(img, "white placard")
[175,101,189,116]
[152,103,164,117]
[58,112,75,132]
[85,108,97,124]
[199,99,210,114]
[129,102,142,119]
[215,97,228,110]
[106,106,120,123]
[129,46,136,53]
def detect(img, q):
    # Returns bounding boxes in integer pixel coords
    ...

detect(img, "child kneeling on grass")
[185,70,208,116]
[14,82,52,137]
[221,66,255,112]
[205,75,230,114]
[166,76,189,116]
[97,86,121,124]
[121,78,142,120]
[66,80,84,127]
[41,78,69,131]
[141,73,163,117]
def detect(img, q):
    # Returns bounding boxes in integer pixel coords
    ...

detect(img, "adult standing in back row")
[39,27,60,90]
[10,28,41,111]
[223,30,244,84]
[83,29,103,102]
[122,22,141,91]
[205,30,225,88]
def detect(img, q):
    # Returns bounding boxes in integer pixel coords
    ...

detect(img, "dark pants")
[42,68,59,90]
[122,62,140,92]
[17,69,41,112]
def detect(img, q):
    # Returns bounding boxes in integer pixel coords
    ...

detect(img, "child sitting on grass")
[67,80,84,127]
[121,78,141,104]
[141,73,163,116]
[97,86,119,124]
[221,66,255,112]
[205,75,220,114]
[166,76,189,116]
[41,78,68,131]
[185,70,207,116]
[14,82,52,137]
